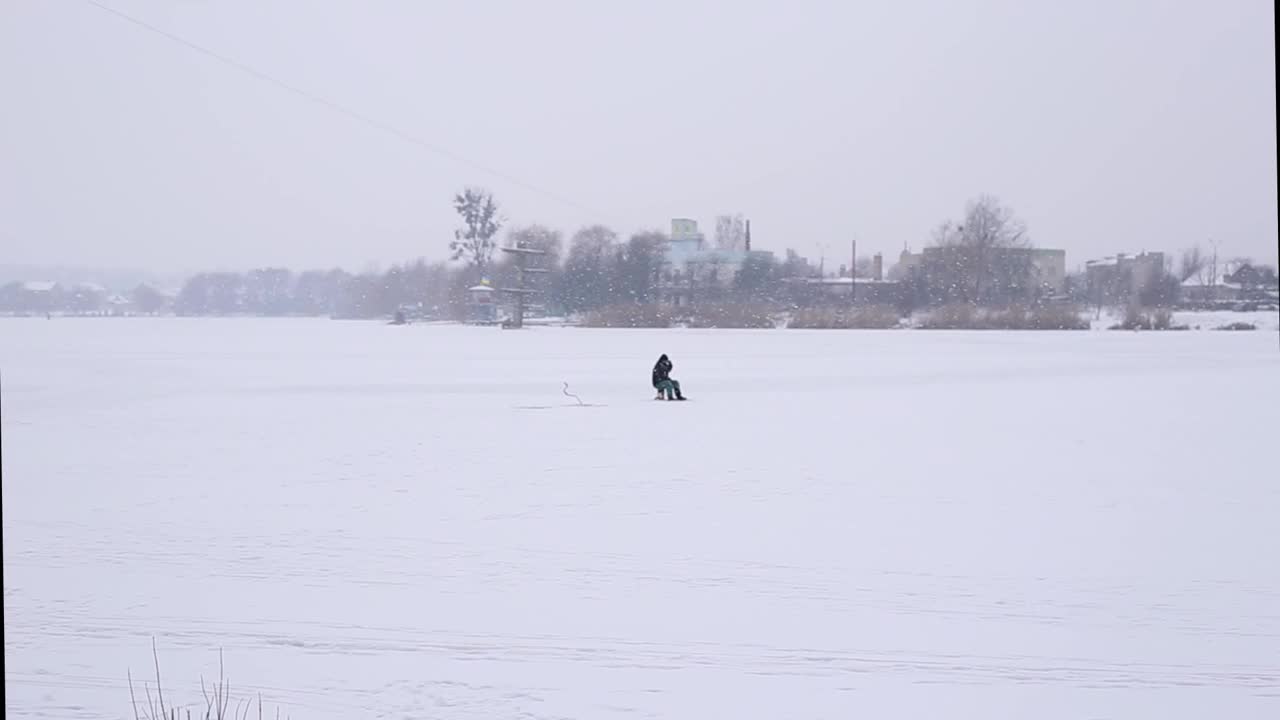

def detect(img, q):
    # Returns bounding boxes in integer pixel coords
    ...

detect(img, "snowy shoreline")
[3,308,1278,332]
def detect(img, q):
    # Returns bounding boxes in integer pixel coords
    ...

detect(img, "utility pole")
[1209,239,1220,292]
[851,238,857,304]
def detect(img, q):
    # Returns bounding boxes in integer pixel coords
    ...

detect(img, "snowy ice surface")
[3,318,1279,719]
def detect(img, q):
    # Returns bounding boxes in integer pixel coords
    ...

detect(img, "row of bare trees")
[0,281,169,315]
[159,193,1053,318]
[871,195,1064,309]
[134,188,1280,320]
[437,188,818,314]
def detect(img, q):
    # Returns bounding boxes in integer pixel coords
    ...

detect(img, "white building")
[659,218,774,305]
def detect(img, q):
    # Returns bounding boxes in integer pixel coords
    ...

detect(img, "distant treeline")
[4,192,1275,320]
[165,229,818,320]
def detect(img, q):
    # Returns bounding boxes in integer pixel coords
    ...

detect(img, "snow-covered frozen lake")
[4,318,1279,719]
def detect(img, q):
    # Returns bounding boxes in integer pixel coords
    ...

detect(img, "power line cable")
[81,0,604,217]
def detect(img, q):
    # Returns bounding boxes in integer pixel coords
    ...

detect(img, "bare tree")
[733,252,778,299]
[935,195,1029,250]
[614,231,666,304]
[131,284,167,315]
[928,195,1032,305]
[714,214,747,251]
[557,225,619,312]
[449,187,503,271]
[1193,240,1221,289]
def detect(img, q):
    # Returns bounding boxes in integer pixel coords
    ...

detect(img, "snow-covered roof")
[1085,251,1165,269]
[468,285,495,292]
[1182,279,1242,290]
[800,277,896,285]
[1180,261,1253,289]
[22,281,58,292]
[1181,270,1242,289]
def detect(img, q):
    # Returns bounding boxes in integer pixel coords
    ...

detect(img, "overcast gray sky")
[1,0,1275,275]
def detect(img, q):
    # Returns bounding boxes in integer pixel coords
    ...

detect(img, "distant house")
[1181,267,1245,306]
[891,248,923,280]
[1175,259,1280,307]
[1085,252,1167,305]
[658,218,774,306]
[897,245,1067,303]
[1225,263,1280,305]
[789,253,904,306]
